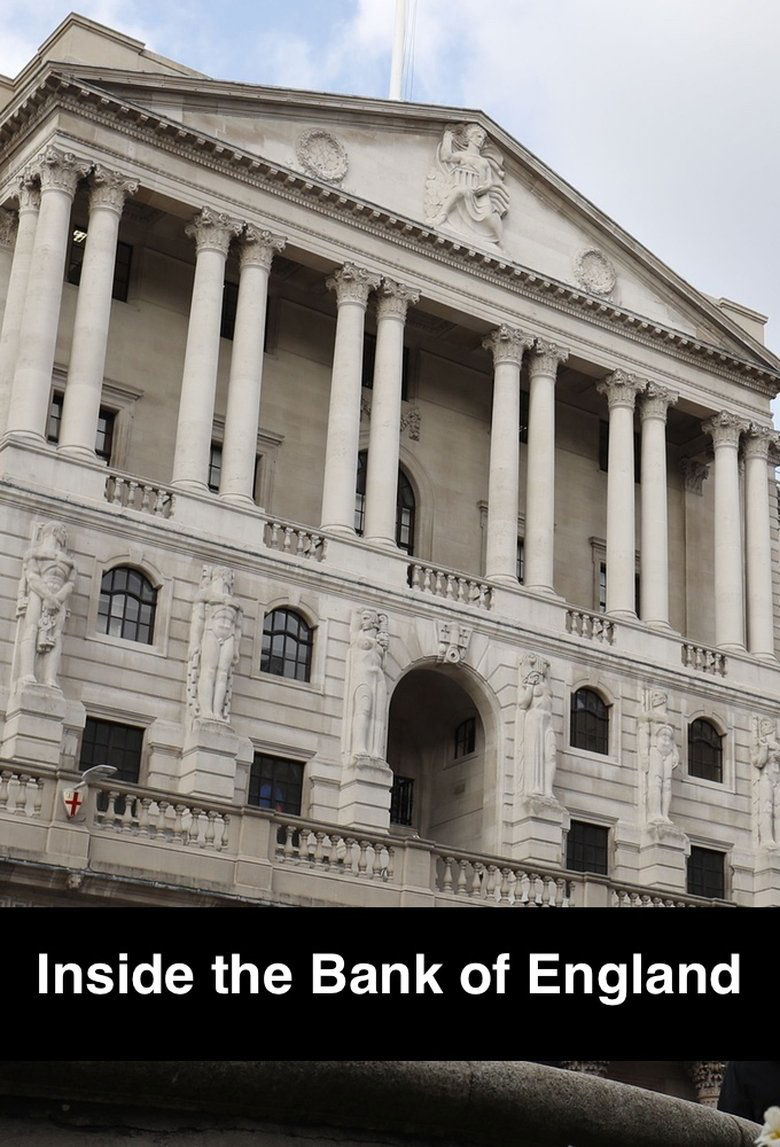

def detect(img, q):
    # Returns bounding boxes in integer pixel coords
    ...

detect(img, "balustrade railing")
[434,850,570,906]
[0,769,44,817]
[92,785,230,851]
[611,887,734,908]
[565,608,615,644]
[681,642,727,676]
[105,473,175,518]
[408,562,492,609]
[273,817,395,881]
[264,520,326,560]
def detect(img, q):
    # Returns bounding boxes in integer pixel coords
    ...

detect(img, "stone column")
[0,171,40,433]
[6,147,90,441]
[219,225,286,505]
[363,277,419,546]
[596,371,645,617]
[524,339,568,592]
[171,207,242,491]
[702,411,748,650]
[743,423,777,659]
[320,263,380,533]
[58,166,138,459]
[483,325,532,584]
[639,384,677,627]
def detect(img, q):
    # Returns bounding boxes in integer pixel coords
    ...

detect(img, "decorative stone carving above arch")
[574,247,617,297]
[295,128,349,184]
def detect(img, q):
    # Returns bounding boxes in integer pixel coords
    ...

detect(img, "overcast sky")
[3,0,780,366]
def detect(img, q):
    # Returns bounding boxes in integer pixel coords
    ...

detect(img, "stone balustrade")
[105,472,175,518]
[264,519,326,560]
[435,849,570,906]
[274,817,395,881]
[611,888,733,908]
[92,782,230,851]
[407,562,493,609]
[681,642,727,676]
[565,607,616,644]
[0,769,44,817]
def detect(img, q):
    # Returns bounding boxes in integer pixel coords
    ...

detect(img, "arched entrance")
[387,664,493,852]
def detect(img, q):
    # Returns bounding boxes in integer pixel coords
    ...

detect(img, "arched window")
[98,566,157,644]
[688,718,723,782]
[261,608,313,682]
[355,451,416,554]
[570,687,609,755]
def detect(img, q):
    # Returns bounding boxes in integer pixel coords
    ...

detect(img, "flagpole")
[388,0,407,100]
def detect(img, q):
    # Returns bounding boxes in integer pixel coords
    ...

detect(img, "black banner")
[2,907,771,1059]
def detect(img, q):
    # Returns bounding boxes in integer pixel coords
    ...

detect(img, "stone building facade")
[1,14,779,933]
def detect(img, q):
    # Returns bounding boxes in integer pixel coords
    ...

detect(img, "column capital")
[743,422,779,460]
[529,338,569,376]
[596,369,645,409]
[482,323,532,366]
[640,382,678,420]
[702,410,748,448]
[240,225,286,270]
[0,208,17,248]
[185,206,242,256]
[326,262,381,307]
[376,277,420,321]
[35,147,91,197]
[89,165,139,214]
[15,169,40,213]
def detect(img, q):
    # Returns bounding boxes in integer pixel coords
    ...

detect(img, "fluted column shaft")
[524,340,568,592]
[6,148,90,440]
[320,263,380,532]
[172,208,242,491]
[597,371,644,617]
[639,384,677,626]
[484,325,532,584]
[0,175,40,434]
[702,412,748,650]
[59,166,138,459]
[219,226,285,505]
[744,425,776,659]
[364,278,419,545]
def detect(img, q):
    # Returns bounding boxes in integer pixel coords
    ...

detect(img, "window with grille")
[687,846,725,899]
[454,716,476,758]
[80,717,143,784]
[66,229,132,301]
[566,820,609,875]
[248,753,304,815]
[260,608,313,682]
[98,567,157,644]
[570,688,609,755]
[47,393,63,443]
[361,333,410,400]
[355,451,416,554]
[390,775,415,826]
[517,538,525,584]
[688,719,723,782]
[208,441,223,493]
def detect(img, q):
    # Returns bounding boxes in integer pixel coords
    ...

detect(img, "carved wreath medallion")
[295,129,348,183]
[574,248,617,296]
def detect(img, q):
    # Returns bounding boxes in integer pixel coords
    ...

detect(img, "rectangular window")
[47,393,63,443]
[566,820,609,875]
[95,407,115,463]
[517,538,525,584]
[208,442,223,493]
[79,717,143,785]
[221,280,239,340]
[66,229,132,301]
[390,775,415,827]
[687,846,726,900]
[519,388,529,444]
[248,753,304,815]
[454,716,476,759]
[599,420,642,482]
[362,334,410,400]
[597,562,640,615]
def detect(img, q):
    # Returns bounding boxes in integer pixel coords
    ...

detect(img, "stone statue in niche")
[751,717,780,849]
[516,653,557,798]
[12,521,76,690]
[638,689,679,823]
[344,609,389,761]
[424,122,509,245]
[187,565,242,722]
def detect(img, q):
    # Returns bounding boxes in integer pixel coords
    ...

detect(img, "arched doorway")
[387,665,491,852]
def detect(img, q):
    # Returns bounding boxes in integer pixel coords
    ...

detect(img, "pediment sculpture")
[424,123,509,246]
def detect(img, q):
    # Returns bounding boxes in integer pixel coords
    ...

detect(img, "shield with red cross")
[61,787,86,822]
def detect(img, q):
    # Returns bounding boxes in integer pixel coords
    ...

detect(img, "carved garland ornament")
[295,129,349,184]
[574,247,617,296]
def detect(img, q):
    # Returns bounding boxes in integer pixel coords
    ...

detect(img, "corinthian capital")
[89,165,139,214]
[326,262,381,307]
[529,338,569,376]
[596,369,645,410]
[15,168,40,213]
[743,422,779,460]
[376,277,420,322]
[702,410,748,449]
[185,206,243,255]
[35,146,91,197]
[640,382,678,420]
[0,208,17,248]
[240,225,286,270]
[482,324,532,366]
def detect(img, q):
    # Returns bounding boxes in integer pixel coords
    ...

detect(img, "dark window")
[598,562,640,615]
[361,333,410,400]
[390,775,415,826]
[208,441,223,493]
[95,407,115,463]
[47,393,63,443]
[80,717,143,784]
[566,820,609,875]
[248,752,304,815]
[355,451,416,554]
[517,538,525,584]
[66,229,132,301]
[519,388,529,444]
[98,566,157,644]
[261,608,313,682]
[454,716,476,758]
[687,846,725,900]
[570,688,610,755]
[221,280,238,340]
[599,419,641,482]
[688,719,723,782]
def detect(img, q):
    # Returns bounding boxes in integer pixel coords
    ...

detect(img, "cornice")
[1,70,778,397]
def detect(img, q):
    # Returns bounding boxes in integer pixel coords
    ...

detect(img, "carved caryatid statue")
[516,653,557,798]
[424,122,509,245]
[12,521,76,691]
[638,689,679,824]
[751,717,780,849]
[344,609,389,762]
[186,565,242,722]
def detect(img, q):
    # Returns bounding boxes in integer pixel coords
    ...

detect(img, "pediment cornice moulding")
[1,70,778,398]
